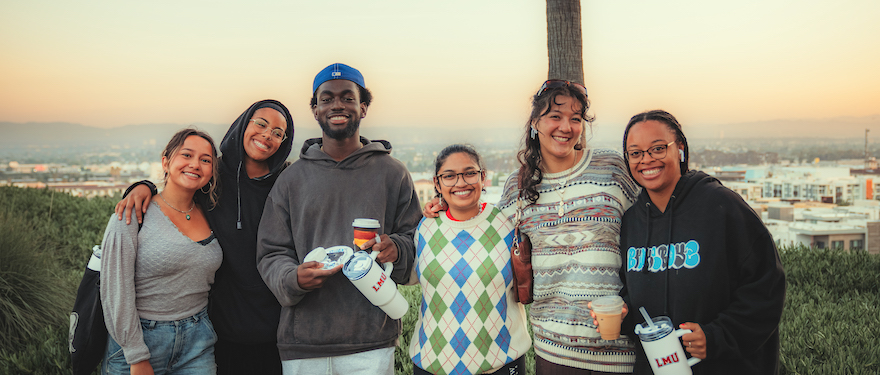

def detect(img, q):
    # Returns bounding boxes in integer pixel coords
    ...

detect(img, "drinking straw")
[639,307,655,328]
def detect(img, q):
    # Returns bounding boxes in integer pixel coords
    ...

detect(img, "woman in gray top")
[100,128,223,375]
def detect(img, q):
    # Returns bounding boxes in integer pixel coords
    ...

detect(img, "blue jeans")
[103,308,217,375]
[281,347,395,375]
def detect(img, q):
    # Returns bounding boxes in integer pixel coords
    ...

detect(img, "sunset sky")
[2,0,878,141]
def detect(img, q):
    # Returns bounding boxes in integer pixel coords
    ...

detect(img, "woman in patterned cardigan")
[410,144,532,375]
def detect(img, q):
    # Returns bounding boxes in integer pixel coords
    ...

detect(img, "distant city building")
[9,181,131,198]
[763,200,880,255]
[411,172,435,207]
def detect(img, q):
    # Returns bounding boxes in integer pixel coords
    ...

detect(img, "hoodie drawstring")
[642,201,652,274]
[663,194,677,316]
[236,160,242,230]
[641,194,677,317]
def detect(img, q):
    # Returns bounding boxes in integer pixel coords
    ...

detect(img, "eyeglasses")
[436,170,483,187]
[535,79,588,97]
[249,119,287,141]
[626,141,676,164]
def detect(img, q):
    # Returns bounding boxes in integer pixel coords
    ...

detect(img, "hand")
[130,360,155,375]
[296,261,343,290]
[587,301,629,332]
[359,234,398,264]
[679,322,707,359]
[423,197,445,218]
[115,184,153,224]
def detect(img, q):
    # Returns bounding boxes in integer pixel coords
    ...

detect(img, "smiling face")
[626,119,683,206]
[534,94,584,171]
[312,79,367,140]
[435,152,484,220]
[243,107,287,163]
[162,135,215,192]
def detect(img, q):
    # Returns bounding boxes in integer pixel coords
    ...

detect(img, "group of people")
[97,62,786,375]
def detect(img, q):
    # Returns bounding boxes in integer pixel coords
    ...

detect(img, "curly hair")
[516,85,593,205]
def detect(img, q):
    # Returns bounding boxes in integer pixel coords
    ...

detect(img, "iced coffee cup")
[591,295,624,340]
[352,218,381,249]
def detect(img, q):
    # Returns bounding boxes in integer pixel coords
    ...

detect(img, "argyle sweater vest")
[410,205,531,375]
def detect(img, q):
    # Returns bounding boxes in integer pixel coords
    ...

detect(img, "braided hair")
[621,109,690,186]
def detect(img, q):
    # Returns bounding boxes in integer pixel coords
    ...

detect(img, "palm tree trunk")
[546,0,584,84]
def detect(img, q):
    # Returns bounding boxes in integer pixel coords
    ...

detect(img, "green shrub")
[0,186,117,271]
[0,212,73,353]
[395,285,419,375]
[0,326,70,375]
[779,245,880,375]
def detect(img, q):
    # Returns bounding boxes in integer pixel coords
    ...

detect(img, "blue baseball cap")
[312,63,366,93]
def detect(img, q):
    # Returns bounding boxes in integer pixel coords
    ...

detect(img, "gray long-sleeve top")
[100,202,222,365]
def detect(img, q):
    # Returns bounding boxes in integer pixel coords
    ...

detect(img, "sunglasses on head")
[535,79,588,97]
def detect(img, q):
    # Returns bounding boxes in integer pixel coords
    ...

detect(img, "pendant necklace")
[159,192,195,220]
[555,150,579,217]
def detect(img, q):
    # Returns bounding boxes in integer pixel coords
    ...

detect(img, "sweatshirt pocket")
[280,278,401,346]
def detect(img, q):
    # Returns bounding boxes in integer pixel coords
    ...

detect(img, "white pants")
[281,347,395,375]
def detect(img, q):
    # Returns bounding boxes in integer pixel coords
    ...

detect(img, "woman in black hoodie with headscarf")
[116,99,294,374]
[618,110,785,374]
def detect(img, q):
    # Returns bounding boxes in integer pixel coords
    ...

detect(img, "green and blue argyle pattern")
[409,206,530,375]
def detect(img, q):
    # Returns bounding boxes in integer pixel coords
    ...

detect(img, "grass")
[0,212,77,374]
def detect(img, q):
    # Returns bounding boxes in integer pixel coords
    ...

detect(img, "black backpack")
[69,221,141,375]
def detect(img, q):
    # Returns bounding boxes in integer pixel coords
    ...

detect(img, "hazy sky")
[2,0,878,140]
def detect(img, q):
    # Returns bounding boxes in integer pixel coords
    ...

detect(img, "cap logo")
[313,63,366,93]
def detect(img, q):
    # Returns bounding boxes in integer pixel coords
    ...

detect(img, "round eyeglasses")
[626,141,676,164]
[436,170,483,187]
[249,119,287,141]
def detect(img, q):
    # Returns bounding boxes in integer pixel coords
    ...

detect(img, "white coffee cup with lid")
[635,315,701,375]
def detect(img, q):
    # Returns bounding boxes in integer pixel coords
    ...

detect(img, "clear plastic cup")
[592,295,624,340]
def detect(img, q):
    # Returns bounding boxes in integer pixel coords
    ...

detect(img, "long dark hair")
[516,85,593,204]
[162,128,220,208]
[622,109,690,185]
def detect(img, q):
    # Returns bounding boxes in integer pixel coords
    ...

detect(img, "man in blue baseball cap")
[257,63,421,374]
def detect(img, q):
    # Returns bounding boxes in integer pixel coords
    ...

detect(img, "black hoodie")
[203,99,294,344]
[620,170,786,374]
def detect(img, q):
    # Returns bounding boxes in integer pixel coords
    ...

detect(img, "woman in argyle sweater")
[410,144,532,375]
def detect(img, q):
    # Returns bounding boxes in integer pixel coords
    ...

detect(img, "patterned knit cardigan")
[497,148,640,373]
[409,204,531,375]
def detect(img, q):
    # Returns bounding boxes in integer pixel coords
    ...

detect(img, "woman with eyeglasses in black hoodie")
[618,109,785,374]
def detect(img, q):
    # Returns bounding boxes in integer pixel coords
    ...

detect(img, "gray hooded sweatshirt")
[256,136,421,360]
